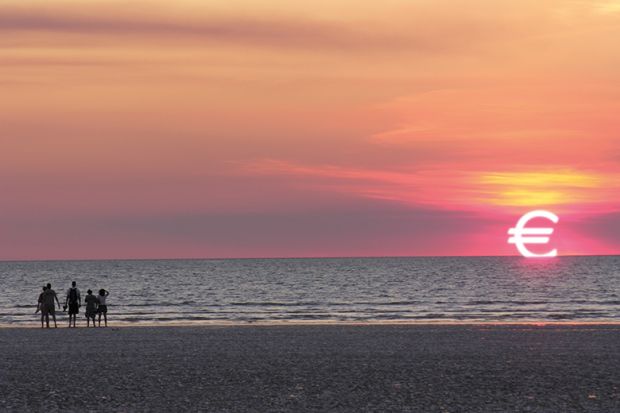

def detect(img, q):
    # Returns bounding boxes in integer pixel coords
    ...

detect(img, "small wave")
[123,301,196,307]
[228,301,323,307]
[466,300,547,306]
[547,314,573,320]
[352,301,419,306]
[466,300,496,305]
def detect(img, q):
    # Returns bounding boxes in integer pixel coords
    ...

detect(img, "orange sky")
[1,0,620,259]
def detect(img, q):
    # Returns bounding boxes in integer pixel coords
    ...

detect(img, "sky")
[1,0,620,259]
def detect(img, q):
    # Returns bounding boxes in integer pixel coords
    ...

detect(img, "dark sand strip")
[0,325,619,412]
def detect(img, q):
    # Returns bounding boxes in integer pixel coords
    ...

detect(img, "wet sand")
[0,324,619,412]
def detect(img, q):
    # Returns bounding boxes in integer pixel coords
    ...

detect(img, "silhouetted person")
[65,281,81,328]
[84,289,98,328]
[97,289,109,327]
[35,286,47,328]
[41,283,60,328]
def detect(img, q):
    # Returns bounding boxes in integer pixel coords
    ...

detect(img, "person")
[97,289,110,327]
[65,281,81,328]
[84,289,98,328]
[35,286,47,328]
[41,283,60,328]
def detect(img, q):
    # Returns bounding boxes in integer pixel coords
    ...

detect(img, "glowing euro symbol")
[508,210,559,258]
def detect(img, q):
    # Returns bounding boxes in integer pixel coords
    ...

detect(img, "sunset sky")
[2,0,620,259]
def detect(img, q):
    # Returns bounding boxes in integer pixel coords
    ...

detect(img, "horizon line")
[1,253,618,263]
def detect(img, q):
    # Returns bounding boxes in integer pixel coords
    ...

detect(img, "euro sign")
[508,210,559,258]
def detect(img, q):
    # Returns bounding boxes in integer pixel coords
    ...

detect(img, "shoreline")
[3,319,620,329]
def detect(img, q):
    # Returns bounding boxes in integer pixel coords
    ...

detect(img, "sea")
[1,256,619,326]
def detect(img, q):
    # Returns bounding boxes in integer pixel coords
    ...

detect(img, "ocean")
[1,256,619,326]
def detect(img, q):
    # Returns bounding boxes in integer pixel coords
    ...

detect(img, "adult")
[84,289,98,328]
[97,289,110,327]
[41,283,60,328]
[65,281,81,328]
[36,286,47,328]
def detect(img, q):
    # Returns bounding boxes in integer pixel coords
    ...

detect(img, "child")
[97,289,110,327]
[84,289,98,328]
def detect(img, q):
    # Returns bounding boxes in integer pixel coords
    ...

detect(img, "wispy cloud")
[245,160,620,214]
[474,170,619,211]
[0,1,548,53]
[0,5,429,52]
[0,10,351,49]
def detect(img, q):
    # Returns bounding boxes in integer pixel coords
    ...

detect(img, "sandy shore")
[0,325,619,412]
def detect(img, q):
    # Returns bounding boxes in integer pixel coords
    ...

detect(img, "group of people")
[36,281,110,328]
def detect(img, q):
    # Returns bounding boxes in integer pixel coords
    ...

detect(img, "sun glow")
[475,170,610,210]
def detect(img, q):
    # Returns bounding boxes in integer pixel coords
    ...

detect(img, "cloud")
[568,211,620,252]
[241,159,461,208]
[0,200,490,259]
[0,1,551,53]
[0,5,413,51]
[1,12,322,41]
[593,0,620,14]
[370,86,620,167]
[244,159,620,214]
[586,212,620,242]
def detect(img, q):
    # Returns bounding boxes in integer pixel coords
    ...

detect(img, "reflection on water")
[0,256,619,325]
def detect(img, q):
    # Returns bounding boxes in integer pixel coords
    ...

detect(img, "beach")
[0,324,619,412]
